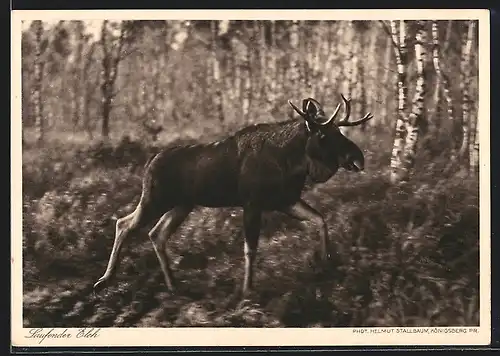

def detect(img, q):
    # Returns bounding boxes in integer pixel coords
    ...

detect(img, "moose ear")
[302,99,318,117]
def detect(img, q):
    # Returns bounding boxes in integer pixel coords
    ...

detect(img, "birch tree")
[458,20,476,166]
[469,36,479,174]
[225,49,237,103]
[381,35,392,125]
[241,24,252,121]
[309,21,323,99]
[32,20,45,144]
[469,117,479,174]
[345,21,356,101]
[265,20,277,113]
[400,20,428,179]
[383,20,409,183]
[355,22,368,131]
[288,20,300,118]
[99,20,128,139]
[80,42,96,139]
[69,21,84,129]
[299,21,309,95]
[211,20,225,122]
[252,20,265,104]
[136,46,148,120]
[319,22,334,103]
[151,27,165,118]
[431,20,453,131]
[229,29,245,113]
[322,22,343,103]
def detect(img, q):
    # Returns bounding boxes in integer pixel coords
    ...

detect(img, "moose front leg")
[242,205,262,295]
[280,199,331,261]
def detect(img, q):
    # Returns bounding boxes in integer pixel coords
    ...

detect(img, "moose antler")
[288,100,315,125]
[337,112,374,127]
[321,102,342,126]
[289,95,373,128]
[335,94,374,127]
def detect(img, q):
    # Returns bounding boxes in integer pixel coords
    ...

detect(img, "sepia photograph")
[11,9,490,347]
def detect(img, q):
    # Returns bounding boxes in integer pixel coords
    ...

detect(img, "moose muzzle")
[352,160,364,171]
[345,159,365,173]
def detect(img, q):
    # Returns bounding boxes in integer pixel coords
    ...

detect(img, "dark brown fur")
[94,100,370,296]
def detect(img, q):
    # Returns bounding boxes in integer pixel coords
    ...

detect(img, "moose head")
[288,95,373,182]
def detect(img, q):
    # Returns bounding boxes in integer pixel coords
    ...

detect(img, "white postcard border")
[11,9,491,347]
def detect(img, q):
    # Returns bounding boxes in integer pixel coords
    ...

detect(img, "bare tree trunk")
[299,21,309,96]
[367,28,378,108]
[211,20,225,122]
[459,20,476,166]
[400,20,428,180]
[309,21,322,99]
[99,20,126,139]
[81,43,96,140]
[443,20,453,55]
[288,20,300,118]
[250,20,264,104]
[100,21,111,139]
[319,22,333,103]
[152,27,167,119]
[232,39,242,110]
[381,35,392,126]
[431,21,442,132]
[234,61,241,108]
[241,24,252,122]
[143,36,164,142]
[431,21,454,133]
[303,22,315,97]
[388,20,409,184]
[356,28,367,131]
[265,20,277,113]
[246,23,257,107]
[33,20,45,145]
[225,54,236,103]
[143,40,164,144]
[259,21,267,94]
[469,116,479,174]
[346,21,355,101]
[70,21,84,130]
[152,56,162,116]
[159,23,170,115]
[468,49,479,174]
[277,65,287,111]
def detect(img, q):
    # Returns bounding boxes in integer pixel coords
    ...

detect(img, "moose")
[93,94,373,295]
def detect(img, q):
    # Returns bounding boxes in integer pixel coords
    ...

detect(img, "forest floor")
[20,129,480,328]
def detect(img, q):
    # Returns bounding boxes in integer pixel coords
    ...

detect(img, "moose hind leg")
[280,199,331,261]
[242,205,262,295]
[94,205,151,291]
[148,206,193,291]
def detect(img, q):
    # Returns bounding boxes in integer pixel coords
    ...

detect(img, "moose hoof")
[242,290,259,302]
[165,285,176,295]
[93,278,108,293]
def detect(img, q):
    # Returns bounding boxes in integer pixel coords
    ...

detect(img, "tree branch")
[119,47,138,60]
[100,21,109,57]
[379,20,400,51]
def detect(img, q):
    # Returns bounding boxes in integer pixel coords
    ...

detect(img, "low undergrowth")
[21,133,479,327]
